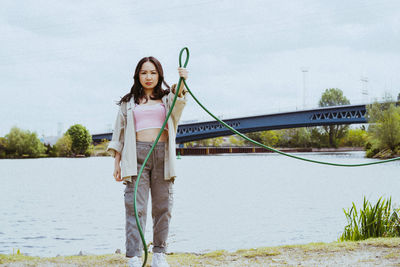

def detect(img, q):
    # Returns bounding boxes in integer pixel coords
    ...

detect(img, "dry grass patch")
[202,250,228,259]
[358,237,400,248]
[235,247,280,258]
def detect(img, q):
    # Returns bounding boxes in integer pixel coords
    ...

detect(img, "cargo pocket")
[124,186,135,212]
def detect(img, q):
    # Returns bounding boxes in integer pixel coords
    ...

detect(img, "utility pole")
[301,67,309,109]
[57,122,63,137]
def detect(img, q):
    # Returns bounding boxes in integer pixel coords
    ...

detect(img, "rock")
[115,249,121,254]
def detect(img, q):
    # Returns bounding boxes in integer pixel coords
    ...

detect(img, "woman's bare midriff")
[136,128,168,142]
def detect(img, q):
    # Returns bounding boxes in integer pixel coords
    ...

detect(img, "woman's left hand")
[178,67,188,80]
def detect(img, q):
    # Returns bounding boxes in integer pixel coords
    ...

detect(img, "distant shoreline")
[0,147,365,159]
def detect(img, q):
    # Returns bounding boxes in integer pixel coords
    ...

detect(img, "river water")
[0,151,399,257]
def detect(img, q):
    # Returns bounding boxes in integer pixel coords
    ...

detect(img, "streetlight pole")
[361,76,368,104]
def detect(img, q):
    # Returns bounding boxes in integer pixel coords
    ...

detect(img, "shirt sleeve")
[106,105,126,157]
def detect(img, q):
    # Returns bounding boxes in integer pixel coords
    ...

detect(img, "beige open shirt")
[106,87,187,182]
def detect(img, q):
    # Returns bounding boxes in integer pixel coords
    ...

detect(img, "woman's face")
[139,61,159,91]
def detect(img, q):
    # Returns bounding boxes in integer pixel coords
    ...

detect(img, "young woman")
[107,56,188,267]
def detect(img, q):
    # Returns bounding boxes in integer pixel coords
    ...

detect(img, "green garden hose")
[184,78,400,167]
[134,47,400,267]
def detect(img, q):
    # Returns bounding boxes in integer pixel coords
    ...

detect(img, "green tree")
[54,135,73,157]
[0,137,7,158]
[229,135,245,146]
[44,143,58,157]
[367,102,400,153]
[319,88,350,147]
[245,130,280,147]
[210,137,223,147]
[275,129,290,147]
[66,124,92,155]
[260,130,279,146]
[183,141,195,148]
[275,128,312,148]
[292,128,312,147]
[5,127,46,157]
[195,137,224,147]
[196,138,211,147]
[245,131,263,145]
[309,128,328,148]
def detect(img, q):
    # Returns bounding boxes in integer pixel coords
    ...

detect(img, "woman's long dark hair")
[118,56,170,105]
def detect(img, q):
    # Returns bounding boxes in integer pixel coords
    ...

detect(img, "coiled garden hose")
[134,47,400,267]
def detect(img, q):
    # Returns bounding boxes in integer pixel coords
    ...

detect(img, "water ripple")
[22,236,46,240]
[54,237,84,241]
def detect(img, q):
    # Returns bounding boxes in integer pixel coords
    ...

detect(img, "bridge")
[93,104,367,144]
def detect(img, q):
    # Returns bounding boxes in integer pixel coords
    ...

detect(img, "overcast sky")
[1,0,399,137]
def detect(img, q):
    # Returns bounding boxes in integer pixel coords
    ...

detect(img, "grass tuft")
[339,196,400,241]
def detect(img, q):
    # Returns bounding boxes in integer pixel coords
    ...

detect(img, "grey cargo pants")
[124,141,173,257]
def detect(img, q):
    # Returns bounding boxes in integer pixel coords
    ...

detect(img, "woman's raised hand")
[176,67,188,97]
[178,67,188,80]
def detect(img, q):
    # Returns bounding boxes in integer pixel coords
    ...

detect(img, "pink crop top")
[133,103,168,132]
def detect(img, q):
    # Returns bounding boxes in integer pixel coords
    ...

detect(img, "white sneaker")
[128,256,142,267]
[151,252,169,267]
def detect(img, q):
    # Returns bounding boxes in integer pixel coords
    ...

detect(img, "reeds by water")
[340,196,400,241]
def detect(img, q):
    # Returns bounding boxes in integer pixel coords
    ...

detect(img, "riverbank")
[368,147,400,160]
[1,238,399,266]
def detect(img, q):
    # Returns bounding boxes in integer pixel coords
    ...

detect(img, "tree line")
[0,124,92,159]
[186,126,368,149]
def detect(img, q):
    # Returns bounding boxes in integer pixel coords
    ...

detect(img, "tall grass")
[339,196,400,241]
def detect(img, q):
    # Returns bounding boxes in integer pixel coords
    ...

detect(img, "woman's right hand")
[114,164,122,182]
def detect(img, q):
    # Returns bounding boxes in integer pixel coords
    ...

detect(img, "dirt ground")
[1,238,399,266]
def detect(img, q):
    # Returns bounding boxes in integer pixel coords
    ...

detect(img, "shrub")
[340,129,368,147]
[44,143,58,157]
[54,135,73,157]
[85,144,94,157]
[365,146,380,158]
[91,139,110,156]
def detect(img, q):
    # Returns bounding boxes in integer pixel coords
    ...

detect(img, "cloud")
[1,0,399,136]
